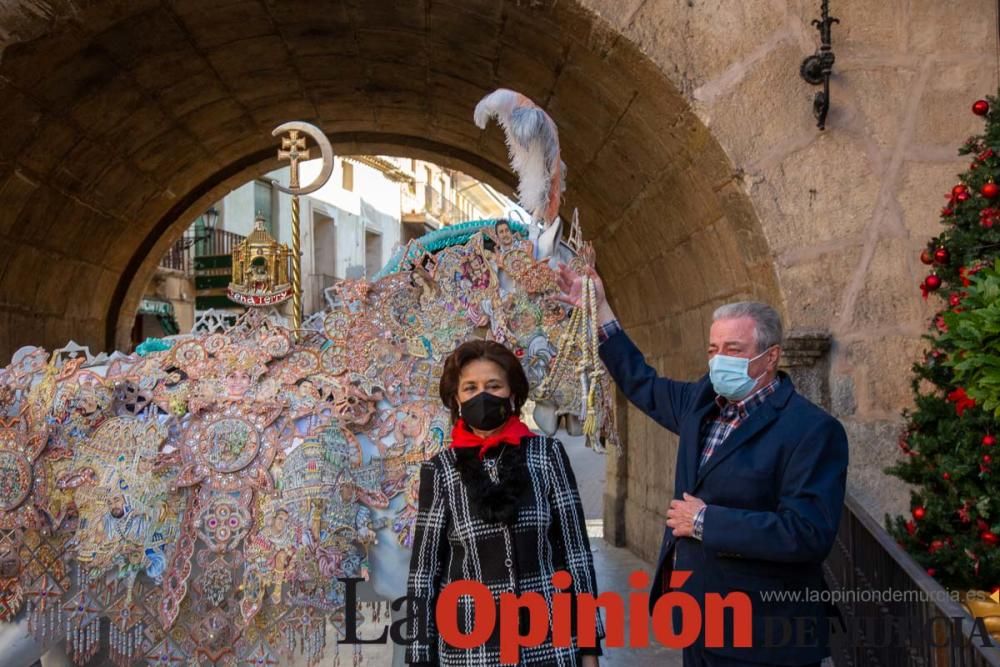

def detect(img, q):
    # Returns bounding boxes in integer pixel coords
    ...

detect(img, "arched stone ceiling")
[0,0,779,362]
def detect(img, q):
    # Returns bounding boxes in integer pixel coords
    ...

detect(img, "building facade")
[135,157,511,343]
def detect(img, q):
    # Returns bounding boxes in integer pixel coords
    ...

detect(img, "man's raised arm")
[555,263,697,435]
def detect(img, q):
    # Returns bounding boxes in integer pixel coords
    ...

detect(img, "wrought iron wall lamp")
[800,0,838,130]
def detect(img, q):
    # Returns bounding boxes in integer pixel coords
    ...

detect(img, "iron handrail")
[825,491,1000,666]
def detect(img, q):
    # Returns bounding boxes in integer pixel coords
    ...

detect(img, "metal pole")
[271,122,333,339]
[291,193,302,334]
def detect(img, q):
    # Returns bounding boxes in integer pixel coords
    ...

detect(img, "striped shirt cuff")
[597,318,622,343]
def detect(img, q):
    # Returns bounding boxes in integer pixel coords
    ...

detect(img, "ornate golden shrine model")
[0,90,617,666]
[228,215,294,307]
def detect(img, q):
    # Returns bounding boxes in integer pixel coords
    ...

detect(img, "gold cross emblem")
[277,130,311,189]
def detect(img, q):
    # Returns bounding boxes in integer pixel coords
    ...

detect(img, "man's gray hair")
[712,301,783,353]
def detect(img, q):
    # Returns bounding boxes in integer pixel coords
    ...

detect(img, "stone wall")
[583,0,992,562]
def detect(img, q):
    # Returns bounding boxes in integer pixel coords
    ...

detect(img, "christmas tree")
[885,95,1000,592]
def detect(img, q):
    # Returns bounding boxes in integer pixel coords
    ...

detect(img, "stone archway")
[0,0,782,561]
[0,0,779,354]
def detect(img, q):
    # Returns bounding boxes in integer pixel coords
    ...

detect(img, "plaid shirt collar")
[713,374,781,420]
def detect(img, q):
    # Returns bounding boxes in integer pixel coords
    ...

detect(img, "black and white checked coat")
[405,435,604,666]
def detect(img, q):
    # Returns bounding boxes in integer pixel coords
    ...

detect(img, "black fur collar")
[453,437,532,524]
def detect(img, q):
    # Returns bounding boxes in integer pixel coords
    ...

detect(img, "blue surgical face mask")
[708,346,773,401]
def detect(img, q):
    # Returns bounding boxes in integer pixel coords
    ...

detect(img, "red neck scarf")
[449,415,534,459]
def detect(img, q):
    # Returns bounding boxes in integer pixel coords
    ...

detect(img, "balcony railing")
[826,492,1000,666]
[428,183,463,223]
[159,229,246,275]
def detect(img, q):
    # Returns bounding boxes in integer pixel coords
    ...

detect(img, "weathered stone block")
[0,85,41,161]
[5,311,47,357]
[0,244,45,309]
[778,243,860,329]
[851,238,939,333]
[754,133,878,256]
[94,7,190,66]
[831,372,858,418]
[130,47,208,92]
[576,0,646,30]
[265,3,352,55]
[787,0,907,56]
[842,335,926,417]
[17,118,78,180]
[174,0,275,50]
[684,0,787,87]
[0,172,38,238]
[842,418,913,522]
[909,2,993,55]
[700,43,817,169]
[898,159,967,240]
[625,1,783,92]
[913,62,995,146]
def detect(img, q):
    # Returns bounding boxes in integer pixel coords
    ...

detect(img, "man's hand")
[554,263,615,325]
[666,492,706,538]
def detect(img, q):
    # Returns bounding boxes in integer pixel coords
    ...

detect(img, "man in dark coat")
[556,265,849,667]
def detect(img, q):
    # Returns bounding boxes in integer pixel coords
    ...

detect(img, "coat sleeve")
[701,415,849,562]
[597,326,697,434]
[547,438,605,653]
[405,458,450,665]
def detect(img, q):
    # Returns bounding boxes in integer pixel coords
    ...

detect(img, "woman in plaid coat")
[405,340,604,666]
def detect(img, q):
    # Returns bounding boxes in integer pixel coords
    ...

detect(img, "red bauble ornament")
[942,472,951,480]
[905,520,917,535]
[982,182,1000,199]
[929,539,945,553]
[974,99,990,116]
[985,454,993,464]
[913,506,927,520]
[949,293,962,307]
[960,266,972,286]
[954,184,969,196]
[924,274,942,291]
[934,247,950,264]
[920,248,934,265]
[927,567,937,577]
[984,434,996,447]
[983,531,1000,546]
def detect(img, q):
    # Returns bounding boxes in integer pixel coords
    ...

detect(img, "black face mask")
[460,391,512,431]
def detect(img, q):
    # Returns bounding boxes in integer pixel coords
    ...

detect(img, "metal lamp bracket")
[800,1,839,130]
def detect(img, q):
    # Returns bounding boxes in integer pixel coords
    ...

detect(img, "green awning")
[138,298,174,317]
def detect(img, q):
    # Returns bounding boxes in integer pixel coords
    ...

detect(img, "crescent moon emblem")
[270,121,335,196]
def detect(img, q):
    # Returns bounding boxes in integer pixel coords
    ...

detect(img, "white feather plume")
[474,89,564,225]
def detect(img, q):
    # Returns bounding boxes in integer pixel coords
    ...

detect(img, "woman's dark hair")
[439,339,529,424]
